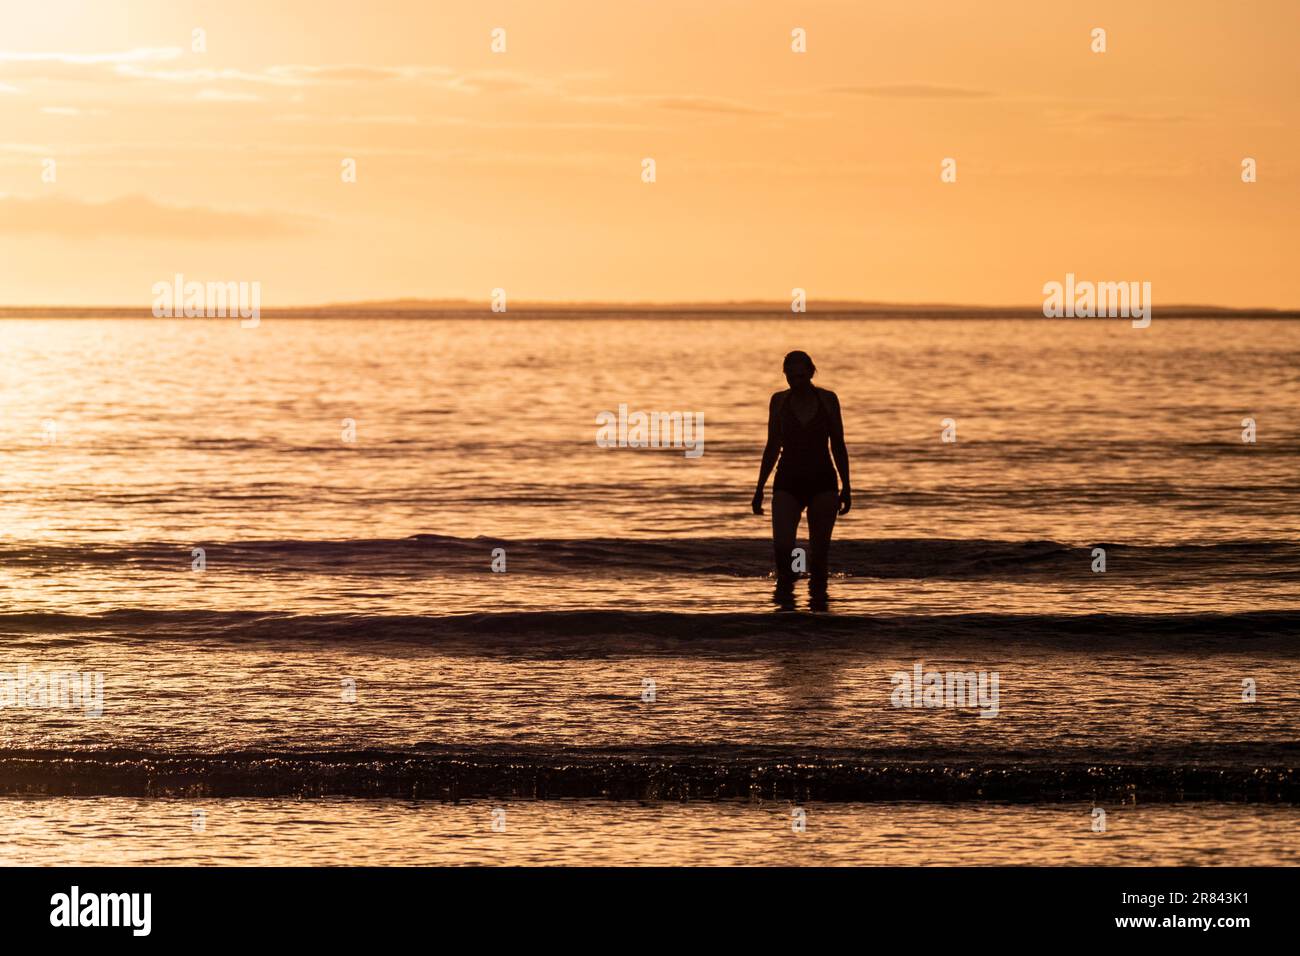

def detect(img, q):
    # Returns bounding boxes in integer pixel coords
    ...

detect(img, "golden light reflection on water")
[2,317,1297,546]
[1,798,1296,866]
[2,317,1297,866]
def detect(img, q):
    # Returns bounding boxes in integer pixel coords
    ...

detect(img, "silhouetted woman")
[752,351,851,603]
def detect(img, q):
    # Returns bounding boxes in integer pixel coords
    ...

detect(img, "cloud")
[648,95,775,115]
[265,64,453,84]
[3,51,544,93]
[0,142,52,154]
[829,84,993,99]
[0,47,182,82]
[0,194,312,238]
[275,112,422,125]
[1042,108,1195,127]
[0,47,181,65]
[1082,111,1192,125]
[572,92,776,116]
[113,65,304,86]
[194,88,263,102]
[444,71,553,94]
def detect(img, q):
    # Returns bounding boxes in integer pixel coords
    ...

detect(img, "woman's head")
[783,350,815,389]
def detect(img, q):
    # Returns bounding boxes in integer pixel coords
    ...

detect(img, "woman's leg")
[771,490,802,589]
[806,489,840,593]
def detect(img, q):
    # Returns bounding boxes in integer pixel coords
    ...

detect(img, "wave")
[2,608,1296,652]
[1,743,1295,801]
[4,536,1298,581]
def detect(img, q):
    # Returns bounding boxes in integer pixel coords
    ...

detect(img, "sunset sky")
[1,0,1297,308]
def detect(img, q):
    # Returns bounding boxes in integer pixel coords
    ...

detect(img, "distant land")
[2,299,1298,319]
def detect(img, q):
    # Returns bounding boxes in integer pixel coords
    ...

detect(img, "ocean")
[1,316,1297,865]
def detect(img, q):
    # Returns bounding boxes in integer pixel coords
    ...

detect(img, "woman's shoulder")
[815,386,840,405]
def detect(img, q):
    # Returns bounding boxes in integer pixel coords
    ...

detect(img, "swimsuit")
[773,389,839,510]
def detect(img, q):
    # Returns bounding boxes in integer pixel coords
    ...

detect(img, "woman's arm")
[825,390,852,514]
[752,392,783,514]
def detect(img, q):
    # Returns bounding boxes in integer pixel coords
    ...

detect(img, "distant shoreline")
[3,302,1298,320]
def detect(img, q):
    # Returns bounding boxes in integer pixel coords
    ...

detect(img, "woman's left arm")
[826,391,852,515]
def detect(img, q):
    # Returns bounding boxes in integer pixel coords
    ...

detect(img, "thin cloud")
[649,95,776,115]
[275,112,422,125]
[1085,111,1193,125]
[194,88,263,102]
[0,142,53,154]
[1043,108,1196,127]
[829,84,993,99]
[0,194,312,238]
[267,64,442,83]
[40,106,107,116]
[444,72,555,94]
[114,65,305,86]
[0,47,181,65]
[573,92,776,116]
[5,53,548,95]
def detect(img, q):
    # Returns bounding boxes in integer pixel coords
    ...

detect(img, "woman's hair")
[782,350,816,374]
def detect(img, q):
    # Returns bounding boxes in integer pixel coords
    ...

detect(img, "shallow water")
[1,316,1296,863]
[3,317,1298,549]
[1,632,1297,759]
[1,797,1295,866]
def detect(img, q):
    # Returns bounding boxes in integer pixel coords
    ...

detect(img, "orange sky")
[1,0,1297,307]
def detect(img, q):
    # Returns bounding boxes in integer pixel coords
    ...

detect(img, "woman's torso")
[774,388,836,485]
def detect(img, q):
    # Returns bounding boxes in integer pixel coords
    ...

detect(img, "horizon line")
[2,297,1299,317]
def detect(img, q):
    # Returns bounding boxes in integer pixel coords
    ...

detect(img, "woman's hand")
[752,488,765,515]
[839,486,852,515]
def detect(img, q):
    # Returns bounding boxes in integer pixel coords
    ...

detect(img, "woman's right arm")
[752,393,782,514]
